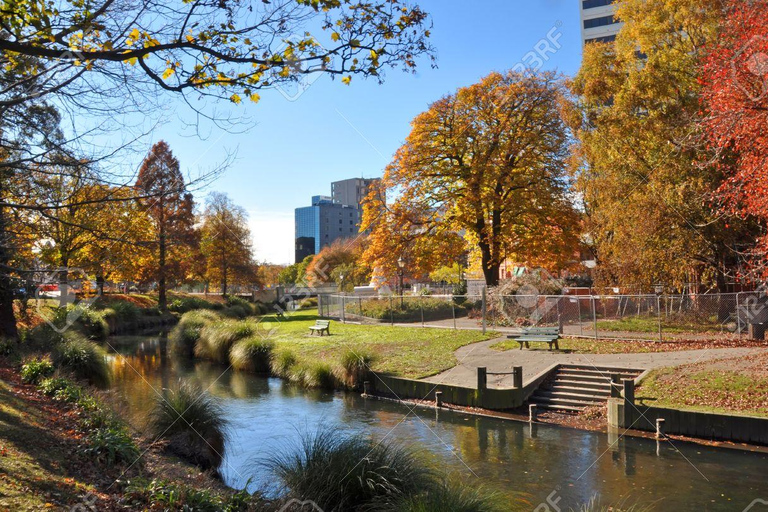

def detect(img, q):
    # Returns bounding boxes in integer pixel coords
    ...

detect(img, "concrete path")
[422,337,766,388]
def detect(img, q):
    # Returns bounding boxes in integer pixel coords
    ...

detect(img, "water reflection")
[105,334,768,511]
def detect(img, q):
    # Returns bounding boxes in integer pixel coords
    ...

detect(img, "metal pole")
[481,286,487,335]
[341,295,346,324]
[421,295,424,327]
[657,294,662,342]
[390,294,394,327]
[452,298,456,330]
[591,295,598,341]
[578,296,583,336]
[736,292,742,341]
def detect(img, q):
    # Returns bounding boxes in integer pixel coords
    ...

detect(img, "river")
[105,333,768,511]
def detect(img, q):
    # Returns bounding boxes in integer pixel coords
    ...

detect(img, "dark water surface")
[105,333,768,511]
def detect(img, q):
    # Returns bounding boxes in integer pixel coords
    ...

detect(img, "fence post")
[420,295,424,327]
[591,295,598,341]
[359,297,363,318]
[482,287,487,335]
[341,295,346,324]
[657,294,662,342]
[577,296,583,336]
[390,295,394,327]
[452,298,457,330]
[736,292,742,341]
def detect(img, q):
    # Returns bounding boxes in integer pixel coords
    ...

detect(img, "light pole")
[339,273,345,293]
[397,257,405,309]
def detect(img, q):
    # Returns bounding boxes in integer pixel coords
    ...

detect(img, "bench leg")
[554,340,560,351]
[519,341,524,350]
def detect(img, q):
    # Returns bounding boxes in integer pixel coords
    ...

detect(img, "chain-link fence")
[318,291,768,342]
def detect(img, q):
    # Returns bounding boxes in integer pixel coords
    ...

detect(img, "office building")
[331,178,380,210]
[580,0,621,46]
[294,195,360,263]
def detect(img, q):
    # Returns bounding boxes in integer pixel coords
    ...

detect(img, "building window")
[584,15,617,29]
[585,34,617,44]
[582,0,613,9]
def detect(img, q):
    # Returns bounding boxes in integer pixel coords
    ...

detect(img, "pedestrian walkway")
[421,337,766,389]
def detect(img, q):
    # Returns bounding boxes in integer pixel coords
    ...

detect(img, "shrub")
[53,334,112,387]
[53,305,110,340]
[196,319,259,363]
[167,295,222,314]
[221,304,249,319]
[391,480,501,512]
[348,297,465,322]
[0,337,15,356]
[20,357,54,384]
[225,295,255,315]
[299,297,318,310]
[229,337,274,373]
[125,478,256,512]
[149,382,227,469]
[271,349,298,378]
[105,301,141,323]
[38,377,84,402]
[170,310,220,357]
[266,429,432,511]
[339,349,375,388]
[83,425,140,466]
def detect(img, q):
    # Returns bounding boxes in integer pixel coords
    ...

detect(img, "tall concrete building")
[580,0,621,46]
[331,178,379,210]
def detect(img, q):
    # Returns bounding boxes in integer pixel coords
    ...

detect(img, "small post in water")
[513,366,523,389]
[655,418,666,439]
[529,404,538,423]
[435,391,443,408]
[363,380,371,397]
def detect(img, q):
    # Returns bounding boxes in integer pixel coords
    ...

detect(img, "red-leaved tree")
[702,0,768,276]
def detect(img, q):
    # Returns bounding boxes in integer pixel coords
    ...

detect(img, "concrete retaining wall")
[370,373,525,410]
[608,398,768,445]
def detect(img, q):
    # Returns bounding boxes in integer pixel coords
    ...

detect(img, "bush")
[105,301,141,323]
[20,357,54,384]
[299,297,318,310]
[339,349,375,389]
[348,297,465,322]
[167,295,222,314]
[38,377,84,402]
[391,480,501,512]
[266,429,432,511]
[221,304,249,319]
[225,295,255,315]
[0,337,15,356]
[149,382,228,470]
[196,319,259,363]
[83,425,140,466]
[53,334,112,387]
[170,310,220,357]
[229,337,274,373]
[52,305,110,340]
[271,349,298,378]
[125,478,256,512]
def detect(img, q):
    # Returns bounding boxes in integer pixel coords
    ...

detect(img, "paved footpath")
[422,337,766,388]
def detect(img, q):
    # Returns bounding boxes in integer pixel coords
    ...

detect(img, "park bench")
[507,326,560,351]
[275,309,285,319]
[308,319,331,336]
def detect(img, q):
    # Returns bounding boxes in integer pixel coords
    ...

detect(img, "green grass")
[261,312,498,379]
[595,316,723,334]
[637,367,768,417]
[489,337,668,354]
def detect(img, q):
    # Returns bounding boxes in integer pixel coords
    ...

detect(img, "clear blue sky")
[148,0,584,264]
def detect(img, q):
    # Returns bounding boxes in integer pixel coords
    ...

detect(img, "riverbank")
[0,360,244,511]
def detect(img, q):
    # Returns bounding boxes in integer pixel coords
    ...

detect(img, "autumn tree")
[568,0,757,292]
[199,192,257,296]
[135,141,196,311]
[305,237,371,291]
[363,71,580,287]
[702,0,768,277]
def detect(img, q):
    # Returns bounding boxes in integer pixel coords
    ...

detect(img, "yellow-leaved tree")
[362,71,581,286]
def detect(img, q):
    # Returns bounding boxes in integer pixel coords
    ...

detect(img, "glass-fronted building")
[294,196,360,263]
[580,0,621,46]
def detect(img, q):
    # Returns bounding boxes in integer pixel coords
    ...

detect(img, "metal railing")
[318,291,766,342]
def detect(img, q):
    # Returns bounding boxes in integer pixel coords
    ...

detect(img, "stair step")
[534,390,606,402]
[559,365,643,376]
[530,395,605,408]
[530,403,586,413]
[548,385,611,397]
[552,379,612,390]
[556,374,614,384]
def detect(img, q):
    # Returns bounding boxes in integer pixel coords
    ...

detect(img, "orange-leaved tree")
[362,71,580,286]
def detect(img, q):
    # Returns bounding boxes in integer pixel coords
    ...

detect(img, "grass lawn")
[595,316,724,334]
[490,337,681,354]
[636,354,768,418]
[259,312,499,379]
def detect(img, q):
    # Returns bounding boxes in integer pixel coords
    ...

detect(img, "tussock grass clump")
[391,480,502,512]
[267,430,433,511]
[271,349,298,378]
[195,319,259,363]
[170,310,220,356]
[229,336,274,373]
[53,334,111,387]
[20,356,54,384]
[291,362,337,389]
[149,382,228,470]
[339,349,375,389]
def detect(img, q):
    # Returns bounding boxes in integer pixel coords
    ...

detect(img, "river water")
[105,333,768,511]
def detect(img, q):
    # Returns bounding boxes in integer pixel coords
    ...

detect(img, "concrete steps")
[528,364,644,413]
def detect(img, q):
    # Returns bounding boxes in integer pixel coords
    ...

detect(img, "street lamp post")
[339,273,345,293]
[397,257,405,309]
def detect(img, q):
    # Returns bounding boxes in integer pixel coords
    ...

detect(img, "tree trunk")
[0,196,19,341]
[58,260,69,309]
[158,226,167,312]
[221,262,228,297]
[479,240,500,287]
[96,274,105,296]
